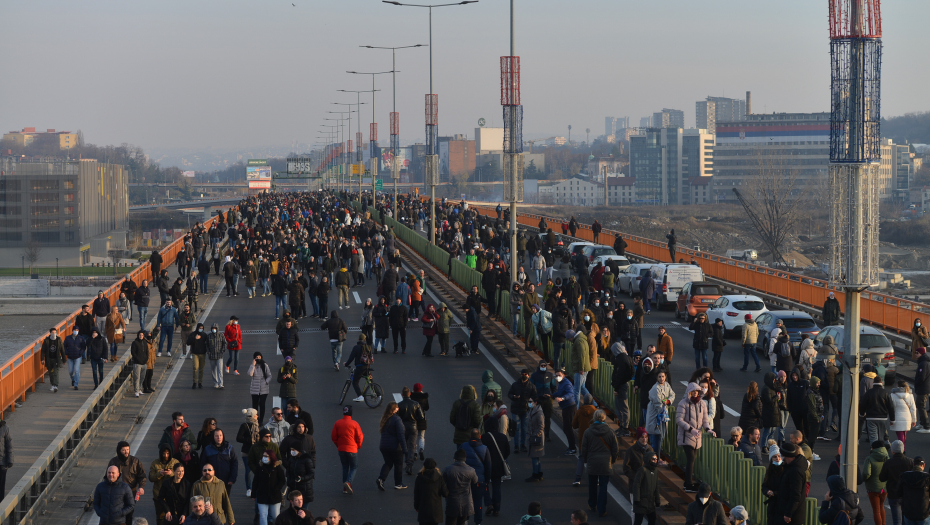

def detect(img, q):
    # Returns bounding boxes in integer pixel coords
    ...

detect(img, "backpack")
[779,341,792,357]
[455,400,473,431]
[360,345,374,366]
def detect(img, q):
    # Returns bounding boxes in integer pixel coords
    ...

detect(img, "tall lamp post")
[361,44,427,219]
[333,102,367,198]
[382,0,479,245]
[318,126,337,189]
[501,0,523,285]
[338,89,377,201]
[347,71,394,207]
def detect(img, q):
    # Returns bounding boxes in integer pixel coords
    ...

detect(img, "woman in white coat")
[645,370,675,466]
[890,380,917,447]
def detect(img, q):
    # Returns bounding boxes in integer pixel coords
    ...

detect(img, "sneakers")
[353,396,364,402]
[394,484,407,490]
[334,364,340,371]
[226,366,230,373]
[683,483,698,493]
[917,428,930,434]
[234,371,240,375]
[167,352,172,357]
[157,352,162,357]
[572,479,581,486]
[812,453,821,461]
[376,478,385,491]
[501,475,511,481]
[563,449,577,456]
[344,482,353,495]
[246,490,251,497]
[135,391,141,397]
[50,386,58,392]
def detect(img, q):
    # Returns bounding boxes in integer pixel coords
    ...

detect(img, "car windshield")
[592,248,616,257]
[860,334,890,349]
[692,286,719,295]
[733,300,765,311]
[639,268,650,277]
[782,318,816,329]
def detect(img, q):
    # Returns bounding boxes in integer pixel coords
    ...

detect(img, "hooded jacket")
[676,383,711,449]
[481,370,502,401]
[107,442,146,491]
[645,380,675,435]
[819,475,864,525]
[414,467,449,524]
[449,385,482,445]
[901,469,930,521]
[761,372,787,428]
[148,446,181,499]
[321,311,348,340]
[863,445,889,493]
[570,330,592,373]
[632,453,660,515]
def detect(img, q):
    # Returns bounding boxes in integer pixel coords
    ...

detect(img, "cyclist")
[343,335,374,402]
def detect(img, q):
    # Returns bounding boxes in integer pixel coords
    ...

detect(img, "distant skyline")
[2,0,927,153]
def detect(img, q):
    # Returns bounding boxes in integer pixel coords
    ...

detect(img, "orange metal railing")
[0,211,228,418]
[456,202,928,338]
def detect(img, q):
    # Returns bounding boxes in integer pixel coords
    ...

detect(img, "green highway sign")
[247,159,268,166]
[375,179,383,190]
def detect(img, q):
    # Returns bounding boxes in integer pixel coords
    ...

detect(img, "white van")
[649,263,705,308]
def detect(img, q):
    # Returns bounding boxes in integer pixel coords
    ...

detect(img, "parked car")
[675,282,722,322]
[536,232,567,257]
[706,295,769,333]
[582,244,617,263]
[592,255,631,271]
[814,325,896,380]
[754,311,820,353]
[649,263,705,309]
[618,263,653,296]
[567,242,593,257]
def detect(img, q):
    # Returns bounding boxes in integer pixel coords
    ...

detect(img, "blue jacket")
[458,439,492,483]
[379,415,407,454]
[467,307,482,332]
[93,479,134,525]
[529,370,557,398]
[553,379,577,409]
[395,282,411,306]
[203,441,239,485]
[64,334,86,360]
[156,306,179,327]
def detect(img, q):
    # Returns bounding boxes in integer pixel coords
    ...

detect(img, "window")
[0,206,22,216]
[0,219,21,228]
[63,180,75,190]
[32,206,59,216]
[65,231,75,242]
[31,180,59,191]
[64,219,74,227]
[64,206,74,215]
[0,193,21,202]
[0,232,22,241]
[63,193,75,202]
[32,219,59,229]
[31,232,60,243]
[31,193,59,203]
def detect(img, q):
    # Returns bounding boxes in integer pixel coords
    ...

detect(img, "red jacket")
[331,416,364,453]
[224,324,242,351]
[421,311,438,337]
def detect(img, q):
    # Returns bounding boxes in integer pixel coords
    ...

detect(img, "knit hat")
[243,408,258,420]
[635,427,648,440]
[343,406,352,416]
[565,329,576,340]
[413,383,424,393]
[730,506,749,522]
[810,376,820,386]
[781,443,799,458]
[768,444,780,460]
[285,355,293,361]
[259,428,272,437]
[919,347,927,355]
[745,314,752,320]
[891,440,905,454]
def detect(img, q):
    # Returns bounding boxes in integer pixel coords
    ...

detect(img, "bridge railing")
[368,201,819,525]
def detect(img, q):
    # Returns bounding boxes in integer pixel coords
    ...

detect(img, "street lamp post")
[319,124,338,190]
[361,44,427,219]
[327,110,356,194]
[347,71,394,207]
[383,0,479,245]
[333,101,367,199]
[338,89,377,203]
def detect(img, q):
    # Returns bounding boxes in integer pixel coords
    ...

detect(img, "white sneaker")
[167,352,172,357]
[246,489,251,497]
[353,396,364,402]
[917,428,930,434]
[189,353,193,359]
[50,386,56,392]
[812,453,821,461]
[157,352,162,357]
[135,391,141,397]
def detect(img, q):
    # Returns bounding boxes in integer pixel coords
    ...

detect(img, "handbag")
[922,336,930,347]
[338,329,347,342]
[486,435,511,477]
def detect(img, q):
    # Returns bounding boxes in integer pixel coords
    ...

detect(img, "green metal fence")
[357,201,820,525]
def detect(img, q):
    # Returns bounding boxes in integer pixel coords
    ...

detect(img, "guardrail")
[461,203,929,339]
[0,212,227,420]
[367,201,818,525]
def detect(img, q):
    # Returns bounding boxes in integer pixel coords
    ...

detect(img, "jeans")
[378,448,404,486]
[511,412,526,449]
[261,278,271,295]
[889,498,902,525]
[488,476,502,513]
[331,341,344,366]
[275,296,287,318]
[137,306,148,330]
[531,457,541,474]
[309,295,319,317]
[257,503,280,525]
[67,358,81,387]
[588,475,610,515]
[375,337,387,353]
[199,273,208,294]
[574,371,591,407]
[96,318,107,337]
[615,388,630,431]
[226,350,240,371]
[650,427,666,456]
[694,347,708,368]
[416,429,426,455]
[232,274,239,294]
[109,342,119,358]
[209,358,224,387]
[247,286,255,298]
[339,451,358,484]
[90,358,105,387]
[159,327,175,354]
[404,425,418,468]
[742,343,760,369]
[560,404,577,451]
[471,481,486,524]
[535,269,543,284]
[903,518,930,525]
[242,456,252,490]
[132,363,146,393]
[511,313,519,336]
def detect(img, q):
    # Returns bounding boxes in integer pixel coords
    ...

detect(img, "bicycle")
[338,367,383,408]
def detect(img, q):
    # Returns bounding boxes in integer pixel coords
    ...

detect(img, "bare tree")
[23,242,42,273]
[732,148,806,266]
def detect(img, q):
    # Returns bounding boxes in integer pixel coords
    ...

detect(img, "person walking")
[107,441,146,525]
[399,386,427,475]
[321,311,348,370]
[632,452,660,525]
[149,445,180,525]
[188,324,207,389]
[666,229,677,262]
[86,328,108,389]
[880,441,913,525]
[580,409,620,517]
[689,313,712,369]
[525,396,545,482]
[389,298,409,354]
[235,409,260,497]
[156,465,191,525]
[891,381,917,446]
[205,323,227,389]
[251,449,286,525]
[202,429,238,496]
[507,371,537,452]
[276,356,298,409]
[376,402,407,491]
[64,326,85,390]
[458,429,491,524]
[223,316,243,375]
[481,417,509,517]
[739,381,764,436]
[822,292,842,327]
[94,466,134,525]
[711,318,726,372]
[676,382,714,492]
[568,329,593,407]
[129,330,148,397]
[331,405,364,495]
[778,443,810,525]
[134,280,151,331]
[414,457,448,525]
[106,308,127,362]
[864,440,890,525]
[421,304,438,357]
[553,368,578,454]
[155,300,179,357]
[190,464,235,525]
[249,352,272,424]
[443,449,479,525]
[40,328,66,393]
[861,374,895,445]
[761,372,788,447]
[740,314,762,372]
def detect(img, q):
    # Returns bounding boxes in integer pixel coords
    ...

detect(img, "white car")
[706,294,769,333]
[592,255,630,270]
[617,264,653,296]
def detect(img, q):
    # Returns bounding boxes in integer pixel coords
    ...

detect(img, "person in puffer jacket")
[94,465,134,525]
[676,382,714,492]
[819,474,865,525]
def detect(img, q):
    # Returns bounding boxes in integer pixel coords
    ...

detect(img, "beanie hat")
[343,406,352,416]
[768,444,780,460]
[259,428,271,437]
[565,329,576,340]
[243,408,258,420]
[413,383,424,393]
[635,427,648,440]
[919,347,927,355]
[810,376,820,386]
[745,314,752,320]
[730,506,749,522]
[891,440,905,454]
[781,443,799,458]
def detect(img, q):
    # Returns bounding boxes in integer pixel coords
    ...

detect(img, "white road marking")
[392,393,403,403]
[679,380,740,417]
[353,291,361,304]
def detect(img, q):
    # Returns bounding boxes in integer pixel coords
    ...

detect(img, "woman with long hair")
[376,402,407,490]
[224,315,243,375]
[891,380,917,446]
[739,381,763,433]
[196,418,217,452]
[413,457,448,524]
[361,299,375,345]
[644,370,675,465]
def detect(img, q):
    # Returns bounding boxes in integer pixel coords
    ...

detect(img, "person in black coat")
[481,417,510,517]
[738,381,764,433]
[373,298,391,354]
[689,313,712,369]
[900,457,930,525]
[284,445,315,504]
[389,298,409,354]
[880,441,914,521]
[173,440,201,484]
[711,318,726,372]
[685,483,714,525]
[251,450,286,523]
[94,466,135,525]
[762,445,785,525]
[778,443,810,525]
[611,342,635,435]
[414,458,449,524]
[818,475,865,525]
[156,466,192,525]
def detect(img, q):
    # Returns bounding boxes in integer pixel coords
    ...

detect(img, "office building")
[438,135,475,181]
[629,128,714,205]
[879,139,913,200]
[608,177,637,205]
[685,176,714,204]
[696,96,747,134]
[2,128,80,150]
[475,127,504,154]
[640,116,652,128]
[653,109,685,129]
[712,112,830,203]
[605,117,630,137]
[0,157,129,266]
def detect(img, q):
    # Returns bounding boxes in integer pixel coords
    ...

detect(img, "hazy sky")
[2,0,927,152]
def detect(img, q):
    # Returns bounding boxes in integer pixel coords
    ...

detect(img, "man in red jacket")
[331,405,364,495]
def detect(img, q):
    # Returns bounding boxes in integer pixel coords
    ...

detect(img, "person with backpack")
[343,335,374,403]
[818,475,865,525]
[450,386,483,446]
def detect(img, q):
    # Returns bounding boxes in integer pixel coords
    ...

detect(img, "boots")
[524,472,543,482]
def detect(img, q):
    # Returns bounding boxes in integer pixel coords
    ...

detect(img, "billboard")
[381,146,410,173]
[246,166,272,180]
[249,180,272,189]
[182,170,195,178]
[286,158,313,174]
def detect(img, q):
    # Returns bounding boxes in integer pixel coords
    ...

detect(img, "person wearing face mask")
[624,428,654,488]
[631,452,660,525]
[912,319,929,361]
[529,362,557,442]
[187,323,208,389]
[284,445,314,508]
[762,445,785,524]
[645,371,675,464]
[205,323,227,389]
[41,328,66,392]
[129,330,149,397]
[550,367,578,453]
[507,371,537,452]
[677,382,715,492]
[689,313,713,369]
[619,309,640,356]
[525,396,546,482]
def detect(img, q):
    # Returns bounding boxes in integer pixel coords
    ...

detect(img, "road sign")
[286,158,313,174]
[375,179,383,190]
[247,159,267,166]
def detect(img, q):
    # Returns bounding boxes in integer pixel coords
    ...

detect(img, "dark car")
[754,310,820,353]
[537,232,567,258]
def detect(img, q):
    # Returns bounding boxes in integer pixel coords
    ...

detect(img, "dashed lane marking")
[353,291,361,304]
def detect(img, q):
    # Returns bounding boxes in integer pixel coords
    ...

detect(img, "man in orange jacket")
[331,405,364,495]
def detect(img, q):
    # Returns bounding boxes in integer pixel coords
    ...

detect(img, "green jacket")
[571,333,592,373]
[438,304,454,334]
[179,310,198,332]
[465,254,477,269]
[449,385,482,445]
[864,446,889,493]
[481,370,502,401]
